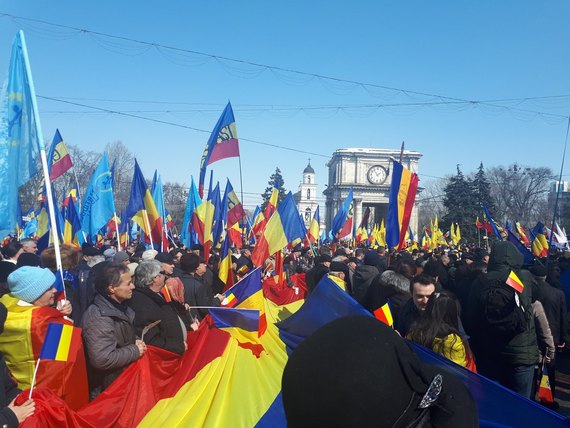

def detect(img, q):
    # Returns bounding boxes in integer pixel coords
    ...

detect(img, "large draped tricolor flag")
[0,294,88,410]
[330,188,354,240]
[125,159,163,246]
[10,270,570,427]
[198,102,239,198]
[386,160,419,250]
[251,192,307,267]
[0,31,42,239]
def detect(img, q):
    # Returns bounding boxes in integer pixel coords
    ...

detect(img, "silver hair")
[134,260,162,289]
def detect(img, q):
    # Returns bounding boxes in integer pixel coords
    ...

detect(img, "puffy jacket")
[82,294,140,394]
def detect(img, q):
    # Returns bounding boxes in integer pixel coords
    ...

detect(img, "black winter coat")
[128,288,185,355]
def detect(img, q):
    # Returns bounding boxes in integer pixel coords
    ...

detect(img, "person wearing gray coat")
[82,263,146,398]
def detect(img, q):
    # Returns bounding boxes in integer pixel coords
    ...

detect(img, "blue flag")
[330,188,353,240]
[180,177,201,248]
[0,31,42,239]
[80,153,115,242]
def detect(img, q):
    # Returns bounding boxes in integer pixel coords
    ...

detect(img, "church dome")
[303,161,315,174]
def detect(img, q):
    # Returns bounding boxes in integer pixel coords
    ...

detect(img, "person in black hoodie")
[130,260,186,355]
[0,302,35,426]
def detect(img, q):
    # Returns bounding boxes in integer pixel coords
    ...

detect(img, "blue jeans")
[508,364,535,399]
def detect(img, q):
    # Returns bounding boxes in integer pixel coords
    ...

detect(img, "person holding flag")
[0,266,87,409]
[82,263,146,398]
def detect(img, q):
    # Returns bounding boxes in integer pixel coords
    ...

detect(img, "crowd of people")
[0,233,565,425]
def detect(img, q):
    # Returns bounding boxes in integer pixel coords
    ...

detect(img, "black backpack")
[480,278,530,342]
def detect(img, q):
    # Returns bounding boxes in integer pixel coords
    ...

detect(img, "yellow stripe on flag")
[264,212,288,256]
[55,324,73,361]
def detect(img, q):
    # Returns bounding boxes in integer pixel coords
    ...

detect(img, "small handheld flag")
[505,270,524,294]
[39,322,82,362]
[373,301,393,328]
[537,363,554,404]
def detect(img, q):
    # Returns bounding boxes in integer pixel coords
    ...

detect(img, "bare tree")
[487,164,554,225]
[416,177,447,229]
[106,141,135,213]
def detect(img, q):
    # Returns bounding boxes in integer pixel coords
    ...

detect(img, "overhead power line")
[1,12,569,122]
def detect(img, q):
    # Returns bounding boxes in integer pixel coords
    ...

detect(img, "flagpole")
[477,226,481,248]
[29,358,41,399]
[548,117,570,267]
[113,212,121,251]
[238,155,246,244]
[20,31,66,300]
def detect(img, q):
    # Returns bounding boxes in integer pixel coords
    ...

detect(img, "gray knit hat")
[8,266,55,303]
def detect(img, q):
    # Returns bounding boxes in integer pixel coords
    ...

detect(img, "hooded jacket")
[466,241,538,366]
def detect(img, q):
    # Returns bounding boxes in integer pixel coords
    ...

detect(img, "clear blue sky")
[1,1,570,210]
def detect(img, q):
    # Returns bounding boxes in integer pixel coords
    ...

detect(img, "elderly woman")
[82,263,146,398]
[130,260,186,355]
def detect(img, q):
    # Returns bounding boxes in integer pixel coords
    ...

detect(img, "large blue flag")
[0,31,42,239]
[180,177,201,248]
[80,152,115,242]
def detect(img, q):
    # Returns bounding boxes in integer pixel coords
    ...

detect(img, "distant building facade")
[294,160,320,228]
[323,148,422,234]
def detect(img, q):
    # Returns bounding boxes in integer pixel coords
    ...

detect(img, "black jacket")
[537,277,568,346]
[179,273,219,320]
[128,288,186,355]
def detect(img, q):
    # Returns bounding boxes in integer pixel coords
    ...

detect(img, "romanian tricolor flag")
[225,179,246,227]
[516,222,530,245]
[61,187,77,208]
[39,323,82,362]
[356,206,371,244]
[126,159,163,245]
[505,270,524,293]
[198,102,239,198]
[47,129,73,181]
[218,232,234,292]
[475,216,484,230]
[0,294,88,410]
[531,223,549,258]
[373,301,394,327]
[208,307,261,352]
[251,192,307,267]
[386,160,419,250]
[330,188,354,240]
[264,185,279,220]
[62,197,82,247]
[307,205,321,244]
[250,206,266,239]
[537,364,554,404]
[192,183,218,259]
[222,268,266,335]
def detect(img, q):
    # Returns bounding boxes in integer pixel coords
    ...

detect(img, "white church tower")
[296,159,319,227]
